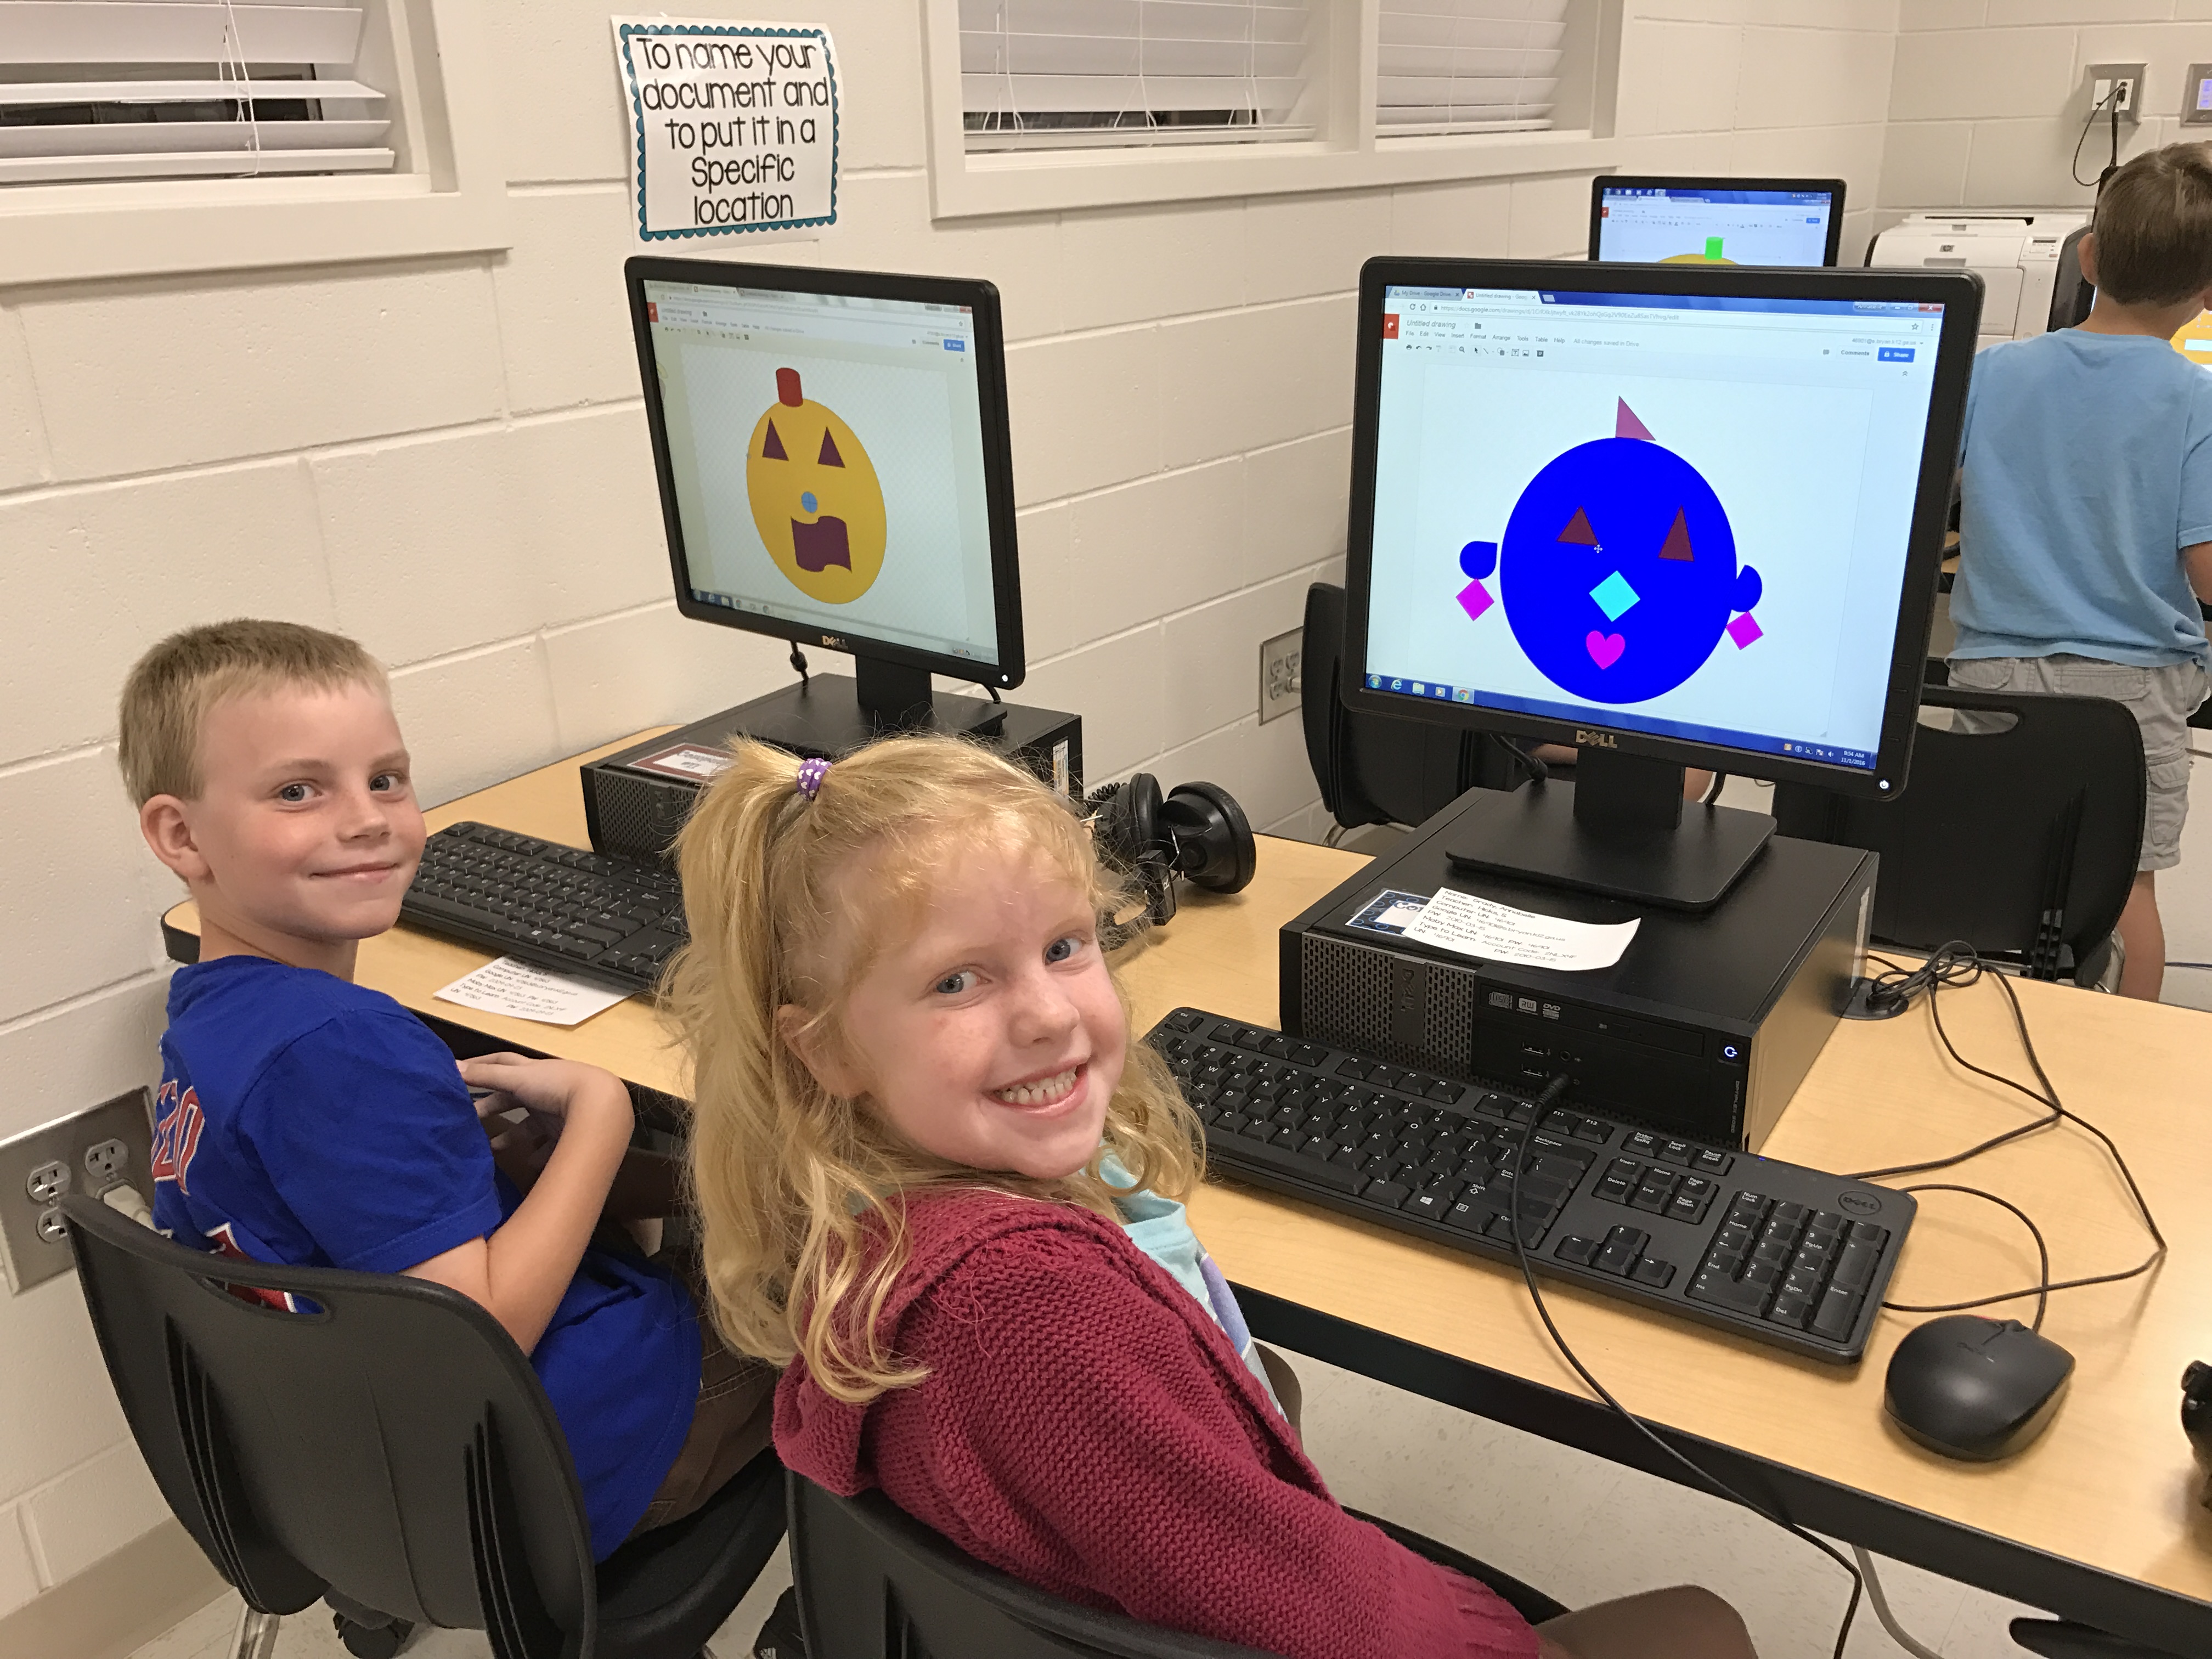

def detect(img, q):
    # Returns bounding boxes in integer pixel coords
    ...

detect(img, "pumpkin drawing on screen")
[745,368,887,604]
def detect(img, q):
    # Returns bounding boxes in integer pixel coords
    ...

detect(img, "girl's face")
[786,842,1126,1181]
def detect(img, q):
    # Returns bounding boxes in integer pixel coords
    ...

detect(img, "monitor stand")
[718,653,1007,754]
[1443,749,1774,911]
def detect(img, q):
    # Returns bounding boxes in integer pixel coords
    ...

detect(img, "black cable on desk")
[1501,1075,1866,1659]
[1849,949,2166,1322]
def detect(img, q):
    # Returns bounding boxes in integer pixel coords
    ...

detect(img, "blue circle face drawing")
[1487,431,1762,704]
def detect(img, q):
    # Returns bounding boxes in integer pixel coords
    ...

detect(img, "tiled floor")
[128,1349,2044,1659]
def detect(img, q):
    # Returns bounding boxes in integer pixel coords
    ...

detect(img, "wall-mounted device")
[2186,64,2212,125]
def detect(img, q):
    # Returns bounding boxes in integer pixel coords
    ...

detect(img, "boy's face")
[787,843,1127,1182]
[143,682,424,967]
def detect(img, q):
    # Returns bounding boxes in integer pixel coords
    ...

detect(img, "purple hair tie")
[795,756,832,800]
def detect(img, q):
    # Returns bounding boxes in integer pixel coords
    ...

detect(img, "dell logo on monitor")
[819,633,847,648]
[1574,730,1618,748]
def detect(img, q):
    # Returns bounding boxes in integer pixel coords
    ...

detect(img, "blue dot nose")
[800,491,818,514]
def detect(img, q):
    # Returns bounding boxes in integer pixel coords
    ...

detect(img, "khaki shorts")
[1948,654,2210,872]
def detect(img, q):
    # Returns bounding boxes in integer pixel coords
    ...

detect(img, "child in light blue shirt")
[1950,142,2212,1000]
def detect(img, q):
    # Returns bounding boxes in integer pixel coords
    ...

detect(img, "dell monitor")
[1590,177,1847,268]
[1344,258,1982,909]
[625,258,1023,737]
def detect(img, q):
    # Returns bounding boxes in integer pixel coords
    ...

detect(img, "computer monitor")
[625,258,1023,734]
[1590,177,1847,268]
[1342,258,1982,909]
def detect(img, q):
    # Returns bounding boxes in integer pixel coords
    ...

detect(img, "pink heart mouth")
[1586,631,1626,669]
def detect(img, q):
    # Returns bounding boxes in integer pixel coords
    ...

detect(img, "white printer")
[1866,211,2089,351]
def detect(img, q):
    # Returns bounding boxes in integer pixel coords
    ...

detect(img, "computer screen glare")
[641,279,1005,673]
[1595,186,1836,267]
[1362,285,1945,773]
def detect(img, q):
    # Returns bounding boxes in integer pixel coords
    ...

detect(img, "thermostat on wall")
[2186,64,2212,125]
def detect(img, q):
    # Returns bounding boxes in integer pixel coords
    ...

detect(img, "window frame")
[0,0,507,287]
[922,0,1622,219]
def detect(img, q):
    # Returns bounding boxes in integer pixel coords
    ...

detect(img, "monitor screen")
[1592,180,1843,267]
[635,269,1017,682]
[1356,279,1953,778]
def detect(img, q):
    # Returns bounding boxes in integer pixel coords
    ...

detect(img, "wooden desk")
[166,736,2212,1652]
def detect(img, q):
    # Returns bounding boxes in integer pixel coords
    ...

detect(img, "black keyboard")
[399,822,687,993]
[1145,1008,1916,1363]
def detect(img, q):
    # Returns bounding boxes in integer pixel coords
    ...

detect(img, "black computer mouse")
[1883,1316,2075,1461]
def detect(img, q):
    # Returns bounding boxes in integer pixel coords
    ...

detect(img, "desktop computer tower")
[582,679,1082,862]
[1281,789,1875,1152]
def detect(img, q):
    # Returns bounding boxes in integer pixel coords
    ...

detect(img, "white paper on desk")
[434,957,632,1028]
[1401,888,1639,972]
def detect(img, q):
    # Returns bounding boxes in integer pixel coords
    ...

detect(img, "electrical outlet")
[2087,63,2147,124]
[0,1090,155,1294]
[1260,626,1303,725]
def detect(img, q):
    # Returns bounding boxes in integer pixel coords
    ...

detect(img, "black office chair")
[1301,582,1537,840]
[1772,685,2143,988]
[61,1191,784,1659]
[786,1472,1567,1657]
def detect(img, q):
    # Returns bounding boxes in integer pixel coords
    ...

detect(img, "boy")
[1949,141,2212,1000]
[121,620,771,1559]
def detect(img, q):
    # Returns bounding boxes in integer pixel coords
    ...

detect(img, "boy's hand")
[458,1053,631,1126]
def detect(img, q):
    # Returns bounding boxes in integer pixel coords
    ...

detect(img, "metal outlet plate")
[1260,625,1304,725]
[0,1090,155,1294]
[2087,61,2147,123]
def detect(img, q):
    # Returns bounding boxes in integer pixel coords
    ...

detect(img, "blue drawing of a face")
[1459,424,1762,705]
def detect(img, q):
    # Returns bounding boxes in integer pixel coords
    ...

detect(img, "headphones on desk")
[1085,774,1257,930]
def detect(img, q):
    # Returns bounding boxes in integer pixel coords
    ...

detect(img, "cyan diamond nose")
[1589,570,1639,621]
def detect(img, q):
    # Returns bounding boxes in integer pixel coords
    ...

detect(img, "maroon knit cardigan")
[773,1187,1539,1659]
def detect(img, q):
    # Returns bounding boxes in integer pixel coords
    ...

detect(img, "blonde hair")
[118,620,388,806]
[667,735,1203,1404]
[2092,140,2212,306]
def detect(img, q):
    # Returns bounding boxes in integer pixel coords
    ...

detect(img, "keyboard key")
[1768,1292,1814,1329]
[1810,1286,1859,1342]
[1337,1058,1373,1080]
[1666,1192,1706,1223]
[1659,1139,1693,1166]
[1630,1257,1675,1289]
[1427,1080,1465,1104]
[1595,1177,1633,1204]
[1207,1128,1361,1193]
[1362,1179,1412,1209]
[1624,1131,1660,1156]
[1690,1267,1771,1316]
[1849,1220,1890,1248]
[1772,1201,1808,1228]
[1445,1199,1497,1235]
[1832,1240,1880,1293]
[1694,1149,1733,1175]
[1595,1226,1647,1275]
[1406,1184,1461,1222]
[1555,1235,1600,1266]
[1573,1119,1610,1144]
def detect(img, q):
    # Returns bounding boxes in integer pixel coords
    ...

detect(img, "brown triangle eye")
[818,428,844,467]
[761,420,788,461]
[1658,509,1694,561]
[1556,506,1598,545]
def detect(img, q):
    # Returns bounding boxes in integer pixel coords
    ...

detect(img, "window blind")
[0,2,392,184]
[1375,0,1564,136]
[961,0,1315,153]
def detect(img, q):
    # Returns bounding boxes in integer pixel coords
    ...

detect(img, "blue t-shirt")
[1952,329,2212,667]
[154,956,700,1559]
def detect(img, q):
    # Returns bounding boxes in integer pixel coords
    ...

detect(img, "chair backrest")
[1771,685,2144,974]
[787,1475,1276,1659]
[1300,583,1531,830]
[60,1193,597,1658]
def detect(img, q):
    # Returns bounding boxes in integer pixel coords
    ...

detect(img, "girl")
[668,736,1757,1659]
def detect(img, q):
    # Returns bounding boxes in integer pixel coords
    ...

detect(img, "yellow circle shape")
[1660,251,1739,264]
[744,379,887,605]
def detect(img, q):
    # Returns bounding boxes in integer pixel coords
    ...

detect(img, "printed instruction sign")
[612,17,839,242]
